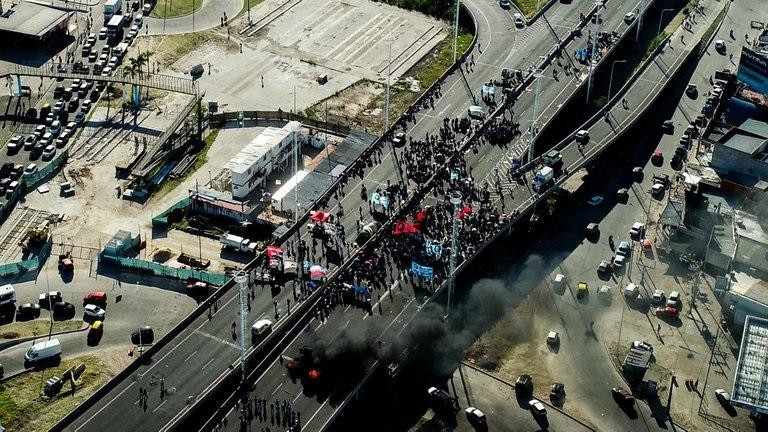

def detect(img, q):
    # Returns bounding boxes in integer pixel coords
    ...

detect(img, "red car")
[186,281,209,293]
[655,306,679,318]
[83,291,107,308]
[652,151,663,162]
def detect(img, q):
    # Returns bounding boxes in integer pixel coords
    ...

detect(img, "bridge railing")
[13,64,198,95]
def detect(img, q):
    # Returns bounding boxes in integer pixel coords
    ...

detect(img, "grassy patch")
[698,5,728,56]
[140,30,238,70]
[304,107,318,120]
[152,127,220,199]
[150,0,203,18]
[642,33,668,61]
[0,320,84,340]
[0,355,114,431]
[236,0,267,19]
[513,0,540,18]
[415,33,473,90]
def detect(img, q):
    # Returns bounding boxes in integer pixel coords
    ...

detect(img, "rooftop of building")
[733,316,768,414]
[729,271,768,308]
[224,121,300,176]
[0,2,69,38]
[735,210,768,245]
[716,118,768,156]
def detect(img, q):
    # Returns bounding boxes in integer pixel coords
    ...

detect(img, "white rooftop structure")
[224,121,300,199]
[733,316,768,413]
[224,122,299,176]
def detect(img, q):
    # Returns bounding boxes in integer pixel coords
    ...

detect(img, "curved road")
[145,0,243,35]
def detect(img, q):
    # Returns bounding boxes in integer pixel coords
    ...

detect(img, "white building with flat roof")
[224,121,300,200]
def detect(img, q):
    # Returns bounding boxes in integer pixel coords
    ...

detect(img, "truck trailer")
[532,166,554,192]
[219,233,257,254]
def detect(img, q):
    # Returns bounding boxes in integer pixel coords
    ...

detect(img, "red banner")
[394,220,421,235]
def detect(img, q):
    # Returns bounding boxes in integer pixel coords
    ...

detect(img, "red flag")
[394,220,421,235]
[310,211,332,223]
[457,205,473,219]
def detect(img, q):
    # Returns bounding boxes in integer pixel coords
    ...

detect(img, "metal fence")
[0,236,53,278]
[99,254,230,285]
[25,149,69,190]
[151,197,193,228]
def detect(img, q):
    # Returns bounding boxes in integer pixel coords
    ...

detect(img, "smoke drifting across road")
[301,254,550,384]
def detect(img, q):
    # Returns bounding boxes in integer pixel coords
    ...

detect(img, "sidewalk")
[144,0,242,35]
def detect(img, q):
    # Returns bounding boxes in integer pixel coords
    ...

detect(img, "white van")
[0,284,16,306]
[24,339,62,365]
[251,319,273,339]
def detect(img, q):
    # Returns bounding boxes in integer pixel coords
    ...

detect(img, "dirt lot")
[0,347,132,432]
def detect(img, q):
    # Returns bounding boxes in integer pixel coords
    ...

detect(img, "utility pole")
[586,1,603,104]
[527,65,543,163]
[635,0,645,42]
[452,0,460,63]
[234,272,248,423]
[699,323,721,413]
[607,59,627,101]
[444,191,462,320]
[293,85,299,226]
[386,40,405,186]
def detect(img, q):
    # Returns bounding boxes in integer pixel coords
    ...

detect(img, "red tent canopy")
[266,245,283,258]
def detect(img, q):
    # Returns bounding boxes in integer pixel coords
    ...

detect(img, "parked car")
[83,291,107,308]
[39,291,63,308]
[52,301,75,317]
[577,281,588,298]
[652,289,665,305]
[550,382,565,402]
[515,374,533,395]
[655,306,679,318]
[16,303,41,320]
[465,407,486,425]
[612,387,635,406]
[715,388,731,406]
[631,340,653,352]
[546,331,560,346]
[83,304,106,321]
[529,399,547,417]
[131,326,154,345]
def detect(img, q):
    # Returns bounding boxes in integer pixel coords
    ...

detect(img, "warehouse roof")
[0,2,70,38]
[733,316,768,414]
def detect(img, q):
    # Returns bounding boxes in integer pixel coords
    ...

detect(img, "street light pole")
[234,271,248,424]
[527,66,543,163]
[586,1,603,104]
[607,59,627,101]
[247,0,251,25]
[635,0,645,42]
[658,9,674,36]
[452,0,460,64]
[445,191,462,320]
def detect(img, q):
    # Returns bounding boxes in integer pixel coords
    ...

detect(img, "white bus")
[0,284,16,306]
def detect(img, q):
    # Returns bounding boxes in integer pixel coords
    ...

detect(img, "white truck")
[104,0,122,19]
[0,284,15,306]
[24,339,62,365]
[219,234,257,254]
[532,166,554,192]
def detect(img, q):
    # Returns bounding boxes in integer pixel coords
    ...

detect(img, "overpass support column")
[16,75,23,97]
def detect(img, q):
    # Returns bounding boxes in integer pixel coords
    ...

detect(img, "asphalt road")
[62,0,611,429]
[208,0,652,431]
